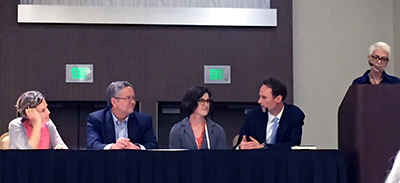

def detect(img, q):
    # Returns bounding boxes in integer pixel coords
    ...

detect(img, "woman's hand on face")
[25,108,41,126]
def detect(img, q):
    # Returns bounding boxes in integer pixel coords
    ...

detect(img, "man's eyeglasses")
[371,55,389,62]
[114,96,136,102]
[198,99,213,105]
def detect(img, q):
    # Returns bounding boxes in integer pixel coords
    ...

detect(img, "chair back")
[0,132,9,149]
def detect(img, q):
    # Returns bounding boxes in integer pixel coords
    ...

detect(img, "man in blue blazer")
[236,77,305,150]
[86,81,157,150]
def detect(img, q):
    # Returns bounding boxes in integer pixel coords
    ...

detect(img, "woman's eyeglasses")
[198,99,213,105]
[371,54,389,62]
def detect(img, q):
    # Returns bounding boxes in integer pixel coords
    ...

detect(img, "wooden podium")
[338,84,400,183]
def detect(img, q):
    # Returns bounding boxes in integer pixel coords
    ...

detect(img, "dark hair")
[106,81,133,107]
[15,90,45,118]
[181,86,211,116]
[262,77,287,101]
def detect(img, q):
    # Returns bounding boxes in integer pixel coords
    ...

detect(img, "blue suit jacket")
[86,107,157,150]
[236,103,305,149]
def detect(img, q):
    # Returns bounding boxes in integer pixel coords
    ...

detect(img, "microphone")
[368,61,383,73]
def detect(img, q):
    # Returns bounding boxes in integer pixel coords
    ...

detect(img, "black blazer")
[236,103,305,149]
[86,107,157,150]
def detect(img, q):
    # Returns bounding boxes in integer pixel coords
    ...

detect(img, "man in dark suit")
[236,77,305,150]
[86,81,157,150]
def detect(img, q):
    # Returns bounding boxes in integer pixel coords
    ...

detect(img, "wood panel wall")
[0,0,292,135]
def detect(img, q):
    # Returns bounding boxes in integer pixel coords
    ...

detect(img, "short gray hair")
[369,42,390,57]
[106,81,133,107]
[15,90,45,117]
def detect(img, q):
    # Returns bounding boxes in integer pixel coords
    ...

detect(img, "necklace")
[369,73,382,84]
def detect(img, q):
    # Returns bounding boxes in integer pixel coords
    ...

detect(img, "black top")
[352,70,400,84]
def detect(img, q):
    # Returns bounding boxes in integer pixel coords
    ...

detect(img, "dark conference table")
[0,149,347,183]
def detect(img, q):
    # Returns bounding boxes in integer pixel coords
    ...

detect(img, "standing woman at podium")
[169,86,226,149]
[8,91,68,149]
[352,42,400,84]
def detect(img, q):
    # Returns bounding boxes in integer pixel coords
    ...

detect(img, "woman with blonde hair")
[8,90,68,149]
